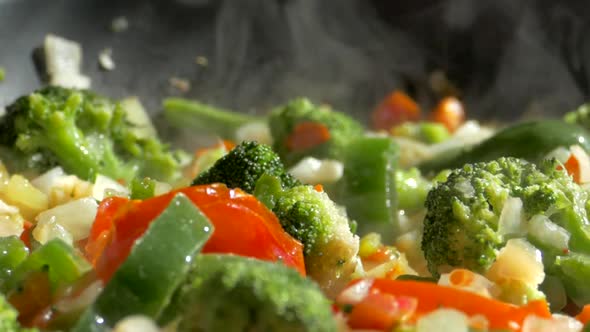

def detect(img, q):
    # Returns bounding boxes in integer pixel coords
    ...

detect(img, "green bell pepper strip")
[4,239,90,295]
[418,120,590,174]
[129,177,157,200]
[0,236,29,293]
[327,136,399,234]
[72,193,214,332]
[552,253,590,307]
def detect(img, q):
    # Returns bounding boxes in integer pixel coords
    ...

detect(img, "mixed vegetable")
[2,83,590,332]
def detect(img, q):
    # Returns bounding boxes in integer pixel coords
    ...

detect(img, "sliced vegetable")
[86,184,305,281]
[286,121,331,152]
[372,91,421,131]
[418,120,590,173]
[72,193,213,331]
[0,236,29,292]
[430,96,465,133]
[341,278,551,331]
[328,136,398,234]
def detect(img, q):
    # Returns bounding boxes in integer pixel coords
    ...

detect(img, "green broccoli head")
[161,254,336,332]
[0,86,187,182]
[268,98,364,166]
[422,157,590,277]
[192,140,300,193]
[272,184,359,296]
[0,294,38,332]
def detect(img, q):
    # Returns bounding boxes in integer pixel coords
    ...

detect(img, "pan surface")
[1,0,589,123]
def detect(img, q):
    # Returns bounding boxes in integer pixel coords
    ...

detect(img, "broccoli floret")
[422,157,590,274]
[0,294,38,332]
[192,141,300,193]
[267,98,364,166]
[0,86,188,182]
[160,254,337,332]
[164,97,364,167]
[272,184,360,297]
[422,157,590,303]
[564,103,590,129]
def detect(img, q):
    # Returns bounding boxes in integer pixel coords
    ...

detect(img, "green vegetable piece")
[0,86,188,182]
[5,239,90,295]
[268,98,364,166]
[193,141,300,193]
[0,237,29,292]
[129,177,157,199]
[395,168,432,212]
[0,294,38,332]
[0,67,5,82]
[422,156,590,304]
[164,97,364,167]
[163,98,261,140]
[160,254,337,332]
[73,193,214,331]
[253,173,285,210]
[272,184,359,296]
[419,122,450,144]
[328,136,399,233]
[552,253,590,307]
[418,120,590,174]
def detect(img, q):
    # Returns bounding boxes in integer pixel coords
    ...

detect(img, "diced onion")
[527,214,570,253]
[54,281,103,313]
[498,197,525,238]
[0,213,24,237]
[544,147,571,164]
[570,145,590,184]
[521,314,583,332]
[335,278,374,305]
[113,315,161,332]
[416,308,469,332]
[93,174,129,201]
[44,34,91,89]
[31,167,65,195]
[288,157,344,185]
[486,239,545,287]
[235,122,273,145]
[35,197,98,241]
[438,269,497,298]
[33,216,73,246]
[0,175,49,220]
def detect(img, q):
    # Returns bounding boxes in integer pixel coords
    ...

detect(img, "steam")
[203,0,425,123]
[200,0,588,122]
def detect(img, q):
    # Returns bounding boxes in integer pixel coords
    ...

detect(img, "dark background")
[1,0,590,126]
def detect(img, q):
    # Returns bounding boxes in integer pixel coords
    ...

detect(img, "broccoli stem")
[163,98,263,140]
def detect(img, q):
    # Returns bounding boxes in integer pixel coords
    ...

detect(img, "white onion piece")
[54,281,103,313]
[0,214,24,237]
[44,34,91,89]
[544,147,571,164]
[0,199,18,215]
[416,309,469,332]
[31,167,65,195]
[522,314,583,332]
[570,145,590,184]
[335,278,374,306]
[288,157,344,185]
[113,315,161,332]
[235,122,273,145]
[93,174,129,201]
[35,198,98,241]
[486,239,545,287]
[527,214,570,253]
[498,197,525,237]
[33,217,73,246]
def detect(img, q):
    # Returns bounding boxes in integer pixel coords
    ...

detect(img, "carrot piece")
[19,220,34,249]
[286,121,331,151]
[576,304,590,325]
[430,96,465,132]
[347,292,404,330]
[372,91,421,131]
[365,279,550,331]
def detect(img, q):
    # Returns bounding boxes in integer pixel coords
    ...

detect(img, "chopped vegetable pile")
[2,83,590,332]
